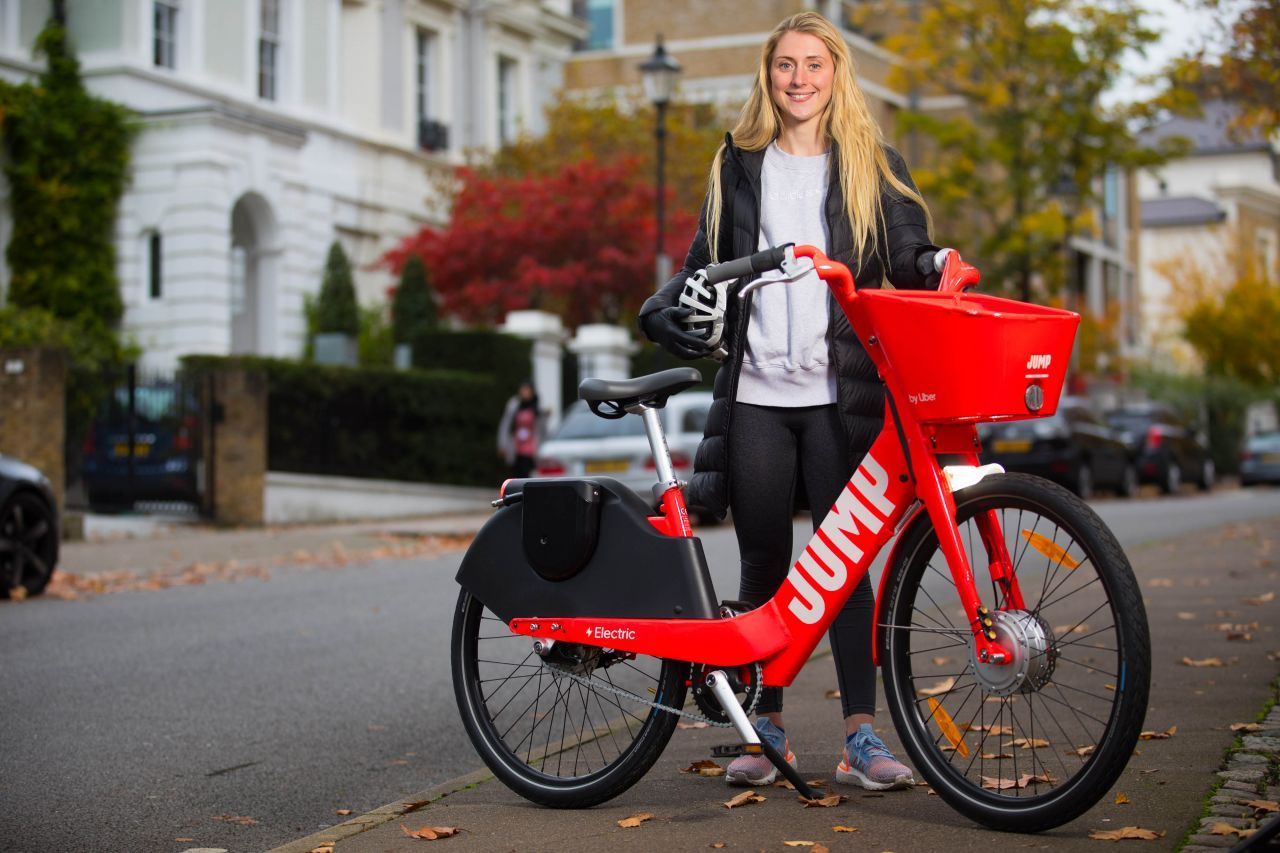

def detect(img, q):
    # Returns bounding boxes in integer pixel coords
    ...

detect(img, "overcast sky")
[1106,0,1227,104]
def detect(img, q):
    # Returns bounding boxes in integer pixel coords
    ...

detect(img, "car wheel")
[1118,463,1139,498]
[1074,462,1094,500]
[1197,458,1215,492]
[1160,462,1182,495]
[0,490,58,598]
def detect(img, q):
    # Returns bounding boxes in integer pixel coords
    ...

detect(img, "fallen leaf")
[681,760,725,777]
[813,845,830,853]
[983,725,1014,736]
[1226,632,1253,642]
[931,656,952,666]
[1148,578,1174,588]
[981,773,1053,790]
[400,824,460,840]
[783,843,817,848]
[1177,612,1197,620]
[824,689,841,699]
[1181,657,1224,667]
[981,752,1014,759]
[1209,822,1254,838]
[723,790,766,809]
[617,812,653,828]
[1088,826,1166,841]
[1243,592,1276,605]
[799,794,848,808]
[710,845,727,850]
[308,845,334,853]
[1231,722,1264,733]
[833,825,858,832]
[335,809,352,816]
[917,676,956,698]
[214,814,259,826]
[1115,792,1130,805]
[1075,745,1096,757]
[1138,726,1176,740]
[10,586,27,601]
[1007,737,1050,749]
[677,720,710,730]
[1246,800,1280,813]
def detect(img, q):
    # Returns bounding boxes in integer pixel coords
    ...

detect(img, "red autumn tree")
[381,156,696,328]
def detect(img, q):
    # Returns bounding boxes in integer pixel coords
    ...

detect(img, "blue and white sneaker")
[725,717,797,786]
[836,723,915,790]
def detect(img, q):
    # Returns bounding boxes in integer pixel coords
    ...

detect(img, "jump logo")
[1026,354,1052,370]
[783,453,894,625]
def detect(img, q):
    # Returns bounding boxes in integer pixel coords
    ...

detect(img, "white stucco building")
[0,0,585,370]
[1137,101,1280,368]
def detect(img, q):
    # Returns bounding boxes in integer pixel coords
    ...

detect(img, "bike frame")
[508,246,1027,688]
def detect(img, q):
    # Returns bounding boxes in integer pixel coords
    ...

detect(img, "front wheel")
[451,589,689,808]
[880,473,1150,832]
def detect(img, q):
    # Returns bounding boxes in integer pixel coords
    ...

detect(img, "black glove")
[915,248,944,290]
[641,306,713,360]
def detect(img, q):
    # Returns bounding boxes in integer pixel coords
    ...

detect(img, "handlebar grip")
[704,243,794,286]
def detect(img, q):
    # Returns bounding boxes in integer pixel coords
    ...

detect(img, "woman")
[496,381,544,479]
[638,11,943,791]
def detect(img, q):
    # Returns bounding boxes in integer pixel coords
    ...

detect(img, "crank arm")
[705,671,820,800]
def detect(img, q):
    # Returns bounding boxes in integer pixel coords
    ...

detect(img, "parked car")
[0,454,60,598]
[978,397,1137,500]
[1240,432,1280,486]
[80,382,201,511]
[535,391,713,505]
[1105,402,1214,494]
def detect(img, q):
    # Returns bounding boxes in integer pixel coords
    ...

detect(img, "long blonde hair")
[705,11,929,268]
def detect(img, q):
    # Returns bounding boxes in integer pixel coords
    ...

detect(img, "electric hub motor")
[969,610,1057,696]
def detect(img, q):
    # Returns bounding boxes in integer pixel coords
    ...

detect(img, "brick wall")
[205,368,267,526]
[0,347,66,508]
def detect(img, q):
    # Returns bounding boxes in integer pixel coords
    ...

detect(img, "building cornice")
[570,29,901,66]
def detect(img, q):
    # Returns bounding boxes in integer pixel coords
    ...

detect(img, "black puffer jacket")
[638,136,939,519]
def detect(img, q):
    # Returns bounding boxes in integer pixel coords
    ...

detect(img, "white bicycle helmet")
[677,268,729,361]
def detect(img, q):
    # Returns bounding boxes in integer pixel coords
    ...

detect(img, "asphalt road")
[2,485,1278,852]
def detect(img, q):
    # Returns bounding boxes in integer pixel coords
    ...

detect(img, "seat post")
[639,406,677,488]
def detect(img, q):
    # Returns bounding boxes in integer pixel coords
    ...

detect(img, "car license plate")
[585,458,629,474]
[113,442,151,458]
[1262,453,1280,463]
[992,438,1032,454]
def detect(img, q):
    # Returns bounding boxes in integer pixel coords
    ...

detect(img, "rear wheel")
[451,589,689,808]
[880,473,1150,832]
[1160,462,1181,495]
[1072,462,1093,501]
[0,491,58,598]
[1197,458,1215,492]
[1117,464,1138,499]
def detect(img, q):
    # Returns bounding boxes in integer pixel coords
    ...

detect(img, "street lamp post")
[640,36,682,288]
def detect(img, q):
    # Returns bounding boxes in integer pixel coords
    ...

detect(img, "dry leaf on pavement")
[1247,800,1280,813]
[1074,745,1096,757]
[824,689,841,699]
[681,760,725,777]
[1243,591,1275,605]
[1182,657,1225,667]
[917,676,956,697]
[1209,822,1254,838]
[1148,578,1174,588]
[1138,726,1176,740]
[400,823,461,840]
[1007,737,1050,749]
[799,794,847,808]
[783,842,817,847]
[833,825,858,832]
[709,844,726,849]
[335,809,352,815]
[1115,792,1130,805]
[981,773,1052,790]
[308,845,334,853]
[723,790,766,809]
[214,814,259,826]
[1088,826,1165,841]
[1176,612,1197,620]
[1230,722,1262,732]
[677,721,710,729]
[617,813,653,828]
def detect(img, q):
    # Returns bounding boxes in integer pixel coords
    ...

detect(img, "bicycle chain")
[550,661,763,729]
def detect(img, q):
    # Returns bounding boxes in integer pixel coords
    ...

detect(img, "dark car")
[1105,402,1214,494]
[0,454,59,598]
[1240,432,1280,486]
[979,397,1137,500]
[80,382,201,510]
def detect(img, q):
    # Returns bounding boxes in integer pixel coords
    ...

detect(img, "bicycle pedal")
[711,743,762,758]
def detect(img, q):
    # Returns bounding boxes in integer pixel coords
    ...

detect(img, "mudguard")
[455,477,719,623]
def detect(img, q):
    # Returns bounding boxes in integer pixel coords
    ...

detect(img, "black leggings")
[728,402,876,719]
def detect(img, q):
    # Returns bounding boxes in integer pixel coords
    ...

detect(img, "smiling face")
[769,30,835,130]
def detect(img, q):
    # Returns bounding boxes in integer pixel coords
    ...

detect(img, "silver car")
[535,391,713,501]
[1241,432,1280,486]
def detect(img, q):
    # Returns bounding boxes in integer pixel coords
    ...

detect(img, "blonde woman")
[639,11,943,791]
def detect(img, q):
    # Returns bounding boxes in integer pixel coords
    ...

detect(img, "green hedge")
[183,355,512,486]
[410,329,532,402]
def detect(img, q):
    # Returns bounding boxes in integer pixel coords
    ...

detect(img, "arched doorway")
[229,193,279,355]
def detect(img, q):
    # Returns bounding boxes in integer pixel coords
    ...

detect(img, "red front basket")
[856,290,1079,425]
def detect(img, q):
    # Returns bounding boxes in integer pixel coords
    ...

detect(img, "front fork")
[911,435,1027,665]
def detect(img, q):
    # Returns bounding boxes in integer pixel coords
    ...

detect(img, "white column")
[499,310,566,432]
[569,323,638,388]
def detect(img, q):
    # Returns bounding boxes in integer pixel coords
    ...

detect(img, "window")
[573,0,615,51]
[497,55,518,145]
[259,0,280,100]
[153,1,178,69]
[147,232,163,300]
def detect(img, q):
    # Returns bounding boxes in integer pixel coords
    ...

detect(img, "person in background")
[639,10,943,791]
[497,381,545,479]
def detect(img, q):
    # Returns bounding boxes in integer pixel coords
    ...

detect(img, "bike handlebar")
[704,243,795,286]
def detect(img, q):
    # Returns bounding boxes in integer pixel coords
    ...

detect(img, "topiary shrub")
[316,241,359,336]
[392,254,436,345]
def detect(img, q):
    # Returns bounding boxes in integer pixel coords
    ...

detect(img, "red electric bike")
[451,245,1150,832]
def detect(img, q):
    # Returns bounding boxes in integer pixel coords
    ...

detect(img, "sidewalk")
[272,517,1280,853]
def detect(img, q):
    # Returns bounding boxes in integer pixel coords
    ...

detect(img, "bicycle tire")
[880,473,1150,832]
[451,588,690,808]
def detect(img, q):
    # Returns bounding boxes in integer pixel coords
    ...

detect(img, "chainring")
[689,662,764,724]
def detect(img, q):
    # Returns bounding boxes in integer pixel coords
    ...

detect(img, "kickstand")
[704,670,821,801]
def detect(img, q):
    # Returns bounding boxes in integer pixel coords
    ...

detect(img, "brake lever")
[736,254,816,301]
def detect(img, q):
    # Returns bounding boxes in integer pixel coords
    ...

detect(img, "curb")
[267,768,495,853]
